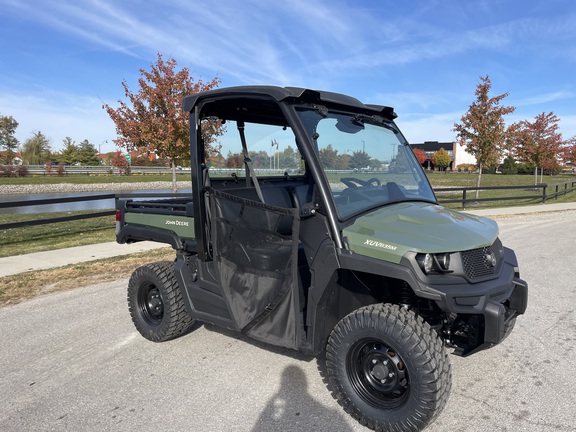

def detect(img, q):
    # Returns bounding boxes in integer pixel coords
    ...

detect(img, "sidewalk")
[462,201,576,217]
[0,241,167,278]
[1,202,575,278]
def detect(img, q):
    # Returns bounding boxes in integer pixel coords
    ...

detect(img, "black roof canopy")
[182,85,397,121]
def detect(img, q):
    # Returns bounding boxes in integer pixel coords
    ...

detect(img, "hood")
[342,202,499,263]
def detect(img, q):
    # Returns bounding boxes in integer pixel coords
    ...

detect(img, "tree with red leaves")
[111,151,129,175]
[563,136,576,170]
[103,53,221,191]
[453,75,515,198]
[510,112,564,184]
[412,148,427,166]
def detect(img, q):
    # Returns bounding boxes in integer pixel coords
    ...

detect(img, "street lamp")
[99,140,107,165]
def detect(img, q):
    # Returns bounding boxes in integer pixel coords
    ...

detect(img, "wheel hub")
[143,286,163,322]
[348,340,409,406]
[370,362,390,381]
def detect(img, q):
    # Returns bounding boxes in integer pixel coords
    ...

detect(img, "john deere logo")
[165,219,189,227]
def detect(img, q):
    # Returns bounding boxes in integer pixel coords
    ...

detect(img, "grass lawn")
[425,171,575,188]
[425,172,576,209]
[0,211,115,258]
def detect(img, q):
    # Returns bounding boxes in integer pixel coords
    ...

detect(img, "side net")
[209,188,301,349]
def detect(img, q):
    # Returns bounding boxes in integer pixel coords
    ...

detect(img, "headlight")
[423,253,434,273]
[416,252,452,274]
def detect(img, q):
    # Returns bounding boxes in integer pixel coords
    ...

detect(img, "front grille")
[461,239,502,279]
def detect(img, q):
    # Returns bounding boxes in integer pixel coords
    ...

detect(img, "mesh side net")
[209,188,301,349]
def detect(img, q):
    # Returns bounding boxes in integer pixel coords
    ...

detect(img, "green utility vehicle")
[116,86,528,432]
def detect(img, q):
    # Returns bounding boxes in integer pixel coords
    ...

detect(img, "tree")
[501,154,518,175]
[349,151,371,170]
[431,147,451,172]
[412,148,427,166]
[58,137,79,165]
[510,112,564,184]
[21,131,52,165]
[247,150,269,169]
[225,151,243,169]
[103,53,221,191]
[319,144,339,169]
[111,151,130,174]
[77,139,100,165]
[334,153,350,170]
[0,114,19,164]
[563,136,576,169]
[453,75,515,198]
[278,146,300,169]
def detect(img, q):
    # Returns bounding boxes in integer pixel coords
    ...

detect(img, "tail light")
[115,210,122,235]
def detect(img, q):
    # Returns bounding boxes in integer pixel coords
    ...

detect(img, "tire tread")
[127,261,194,342]
[325,303,452,432]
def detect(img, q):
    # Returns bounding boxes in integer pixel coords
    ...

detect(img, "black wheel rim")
[346,338,409,409]
[138,283,164,325]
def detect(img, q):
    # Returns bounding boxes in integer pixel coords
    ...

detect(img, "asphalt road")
[1,211,575,432]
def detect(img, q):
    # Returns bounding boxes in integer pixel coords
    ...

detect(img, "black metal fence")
[1,181,575,230]
[435,181,576,209]
[0,193,191,230]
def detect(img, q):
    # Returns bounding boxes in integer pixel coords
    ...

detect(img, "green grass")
[0,211,115,257]
[425,171,575,188]
[425,172,576,209]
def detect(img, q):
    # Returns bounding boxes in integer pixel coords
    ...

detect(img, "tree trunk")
[171,161,177,193]
[534,166,538,186]
[475,161,482,200]
[540,167,543,184]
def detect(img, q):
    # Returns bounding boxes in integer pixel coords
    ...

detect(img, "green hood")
[343,202,498,263]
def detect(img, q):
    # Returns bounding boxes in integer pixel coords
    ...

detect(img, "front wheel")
[127,261,195,342]
[325,304,451,432]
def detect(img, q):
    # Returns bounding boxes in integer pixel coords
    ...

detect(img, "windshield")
[297,109,436,219]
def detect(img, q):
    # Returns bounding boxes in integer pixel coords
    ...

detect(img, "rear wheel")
[127,261,194,342]
[326,303,451,432]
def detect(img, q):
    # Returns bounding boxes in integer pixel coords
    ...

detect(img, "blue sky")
[1,0,575,154]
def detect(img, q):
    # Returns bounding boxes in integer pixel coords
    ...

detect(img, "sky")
[1,0,575,154]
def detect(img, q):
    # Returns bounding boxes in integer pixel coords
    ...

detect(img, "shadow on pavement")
[251,365,354,432]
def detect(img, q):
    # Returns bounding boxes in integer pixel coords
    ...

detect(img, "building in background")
[410,141,476,171]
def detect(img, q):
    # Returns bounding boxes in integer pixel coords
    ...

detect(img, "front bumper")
[448,277,527,356]
[339,245,529,357]
[408,248,528,356]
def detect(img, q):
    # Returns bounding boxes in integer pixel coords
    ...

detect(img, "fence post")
[555,185,559,200]
[542,184,547,203]
[462,189,467,210]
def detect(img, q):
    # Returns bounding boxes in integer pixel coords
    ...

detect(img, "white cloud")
[515,90,576,107]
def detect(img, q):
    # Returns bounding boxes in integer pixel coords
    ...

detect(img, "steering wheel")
[340,177,381,189]
[365,177,381,187]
